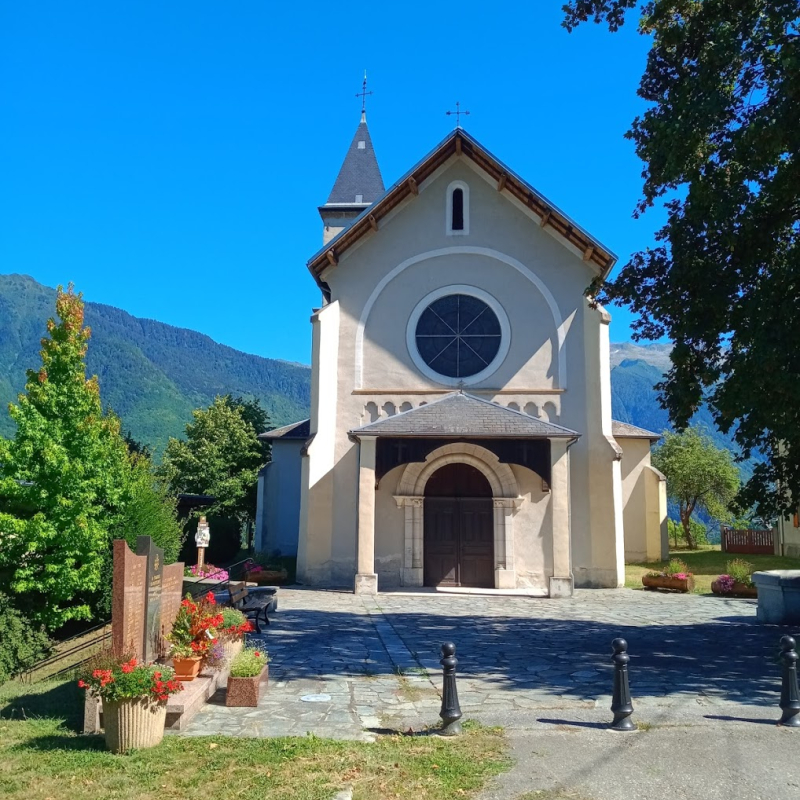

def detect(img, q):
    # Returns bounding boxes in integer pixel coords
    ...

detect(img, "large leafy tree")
[653,428,740,548]
[563,1,800,516]
[0,287,132,628]
[159,396,268,525]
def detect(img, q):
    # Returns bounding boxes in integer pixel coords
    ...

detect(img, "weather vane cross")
[356,71,373,115]
[446,101,470,128]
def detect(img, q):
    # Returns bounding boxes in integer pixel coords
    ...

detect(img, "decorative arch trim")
[397,442,519,499]
[355,246,567,390]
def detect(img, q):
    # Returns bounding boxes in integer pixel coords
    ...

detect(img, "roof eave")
[307,128,617,287]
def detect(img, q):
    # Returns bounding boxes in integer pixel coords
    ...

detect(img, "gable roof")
[611,420,661,442]
[323,115,385,208]
[350,392,580,439]
[259,419,311,441]
[309,127,617,286]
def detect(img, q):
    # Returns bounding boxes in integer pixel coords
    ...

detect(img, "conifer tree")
[0,286,131,629]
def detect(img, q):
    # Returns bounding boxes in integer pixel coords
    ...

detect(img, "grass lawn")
[0,680,510,800]
[625,546,800,594]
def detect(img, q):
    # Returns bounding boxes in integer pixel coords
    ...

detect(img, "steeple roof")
[325,115,385,206]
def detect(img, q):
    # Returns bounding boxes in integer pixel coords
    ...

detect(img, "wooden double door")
[423,463,494,588]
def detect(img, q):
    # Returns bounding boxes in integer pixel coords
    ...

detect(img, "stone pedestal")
[549,576,574,598]
[753,570,800,624]
[354,573,378,595]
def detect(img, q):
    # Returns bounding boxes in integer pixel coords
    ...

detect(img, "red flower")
[255,651,261,658]
[205,591,216,604]
[121,663,134,674]
[77,680,86,689]
[153,671,162,680]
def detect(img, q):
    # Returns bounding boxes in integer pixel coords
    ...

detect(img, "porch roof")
[349,392,580,439]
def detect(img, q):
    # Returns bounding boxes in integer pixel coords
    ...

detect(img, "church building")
[256,109,668,596]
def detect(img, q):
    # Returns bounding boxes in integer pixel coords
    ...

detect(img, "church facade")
[257,114,668,596]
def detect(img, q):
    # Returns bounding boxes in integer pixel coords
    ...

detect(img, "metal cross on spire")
[356,71,373,116]
[446,101,470,128]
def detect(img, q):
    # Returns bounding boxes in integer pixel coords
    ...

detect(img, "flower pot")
[642,574,694,593]
[172,656,202,681]
[245,568,288,585]
[711,579,758,598]
[103,697,167,754]
[226,665,268,707]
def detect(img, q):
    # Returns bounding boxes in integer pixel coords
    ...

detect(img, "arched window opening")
[451,188,464,230]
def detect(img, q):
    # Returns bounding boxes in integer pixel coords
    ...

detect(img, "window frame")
[446,180,470,236]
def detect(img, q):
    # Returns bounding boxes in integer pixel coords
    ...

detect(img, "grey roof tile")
[350,393,580,438]
[325,116,384,205]
[612,420,661,441]
[259,418,310,440]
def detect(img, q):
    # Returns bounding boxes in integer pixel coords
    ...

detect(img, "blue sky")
[1,2,662,366]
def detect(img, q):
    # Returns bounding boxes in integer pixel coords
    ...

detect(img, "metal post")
[778,635,800,727]
[610,637,635,731]
[439,642,463,736]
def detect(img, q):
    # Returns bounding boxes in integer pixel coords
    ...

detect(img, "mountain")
[0,274,311,454]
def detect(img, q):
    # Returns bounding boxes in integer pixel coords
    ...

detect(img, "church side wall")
[509,465,552,590]
[619,438,651,563]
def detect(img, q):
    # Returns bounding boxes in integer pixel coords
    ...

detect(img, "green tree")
[563,1,800,516]
[159,396,267,525]
[0,286,132,628]
[654,428,740,548]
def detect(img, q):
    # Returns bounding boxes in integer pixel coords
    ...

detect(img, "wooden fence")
[721,527,774,555]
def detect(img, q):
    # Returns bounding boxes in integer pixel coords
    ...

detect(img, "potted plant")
[642,558,695,593]
[218,607,253,665]
[712,559,758,598]
[226,646,269,707]
[78,653,183,753]
[166,592,225,680]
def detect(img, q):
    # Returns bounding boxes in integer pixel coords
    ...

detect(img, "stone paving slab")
[181,587,800,742]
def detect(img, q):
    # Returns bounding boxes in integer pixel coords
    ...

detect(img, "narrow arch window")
[452,188,464,230]
[446,181,469,235]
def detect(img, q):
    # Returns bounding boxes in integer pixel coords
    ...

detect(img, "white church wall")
[374,465,406,588]
[304,152,626,591]
[509,464,553,591]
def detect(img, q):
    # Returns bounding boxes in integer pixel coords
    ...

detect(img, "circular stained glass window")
[414,294,502,379]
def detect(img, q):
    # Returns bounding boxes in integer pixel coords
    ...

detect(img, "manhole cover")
[300,693,332,703]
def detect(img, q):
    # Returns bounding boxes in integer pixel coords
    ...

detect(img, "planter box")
[245,568,288,585]
[642,574,694,593]
[711,579,757,598]
[103,697,167,753]
[226,666,268,707]
[172,656,202,681]
[753,570,800,624]
[221,638,244,666]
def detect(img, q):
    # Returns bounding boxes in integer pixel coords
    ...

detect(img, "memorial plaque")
[137,536,164,664]
[111,540,147,659]
[160,562,185,654]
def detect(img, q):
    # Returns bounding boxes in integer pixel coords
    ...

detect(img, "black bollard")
[439,642,463,736]
[610,637,636,731]
[778,635,800,727]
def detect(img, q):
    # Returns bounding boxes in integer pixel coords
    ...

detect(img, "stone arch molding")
[355,246,567,389]
[397,443,519,498]
[394,443,521,589]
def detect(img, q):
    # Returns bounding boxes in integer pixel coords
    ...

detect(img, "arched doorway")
[423,462,494,588]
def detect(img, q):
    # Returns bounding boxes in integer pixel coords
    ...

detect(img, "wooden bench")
[227,581,277,633]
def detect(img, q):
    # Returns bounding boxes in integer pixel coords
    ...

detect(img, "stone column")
[549,438,574,597]
[397,496,424,586]
[355,436,378,595]
[493,498,517,589]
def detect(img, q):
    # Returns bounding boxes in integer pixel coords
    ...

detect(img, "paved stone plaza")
[183,586,796,740]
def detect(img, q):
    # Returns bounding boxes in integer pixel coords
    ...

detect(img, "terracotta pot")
[226,665,268,707]
[642,574,695,593]
[711,579,758,598]
[103,697,167,753]
[172,655,202,681]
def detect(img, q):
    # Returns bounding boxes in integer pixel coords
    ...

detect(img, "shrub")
[230,645,268,678]
[166,593,224,659]
[0,593,51,685]
[727,559,755,586]
[218,607,252,640]
[668,518,708,548]
[665,558,690,577]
